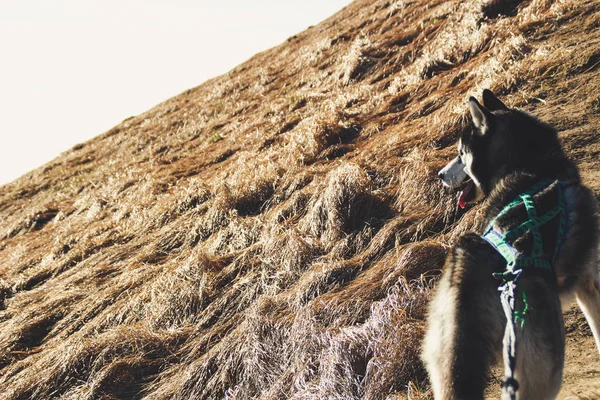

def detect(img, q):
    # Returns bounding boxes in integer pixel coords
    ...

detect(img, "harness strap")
[482,229,517,266]
[502,204,563,248]
[492,179,555,221]
[481,179,568,400]
[520,193,543,256]
[499,279,519,400]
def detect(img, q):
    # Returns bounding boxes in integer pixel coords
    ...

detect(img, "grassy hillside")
[1,0,600,398]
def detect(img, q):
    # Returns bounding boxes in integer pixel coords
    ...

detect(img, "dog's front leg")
[576,248,600,355]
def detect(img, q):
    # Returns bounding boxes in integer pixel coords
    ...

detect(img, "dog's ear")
[482,89,508,111]
[469,96,494,134]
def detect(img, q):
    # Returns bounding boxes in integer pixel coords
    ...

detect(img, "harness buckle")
[492,267,522,283]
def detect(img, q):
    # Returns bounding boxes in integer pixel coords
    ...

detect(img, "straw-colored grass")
[1,0,600,398]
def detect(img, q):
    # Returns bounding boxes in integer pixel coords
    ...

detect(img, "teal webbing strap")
[502,205,563,253]
[491,179,554,223]
[512,256,551,269]
[519,193,543,257]
[484,179,564,271]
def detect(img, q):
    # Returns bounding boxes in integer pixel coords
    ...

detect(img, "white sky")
[0,0,352,185]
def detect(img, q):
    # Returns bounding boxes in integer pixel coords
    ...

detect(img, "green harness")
[480,179,568,400]
[483,179,568,274]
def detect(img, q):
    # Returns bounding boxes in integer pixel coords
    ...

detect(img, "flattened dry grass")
[1,0,600,399]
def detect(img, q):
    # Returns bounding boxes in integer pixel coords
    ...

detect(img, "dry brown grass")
[1,0,600,398]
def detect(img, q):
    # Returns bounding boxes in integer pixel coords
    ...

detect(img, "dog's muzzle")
[439,156,476,208]
[438,156,468,189]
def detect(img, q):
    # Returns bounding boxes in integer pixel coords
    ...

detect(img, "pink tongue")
[458,181,474,209]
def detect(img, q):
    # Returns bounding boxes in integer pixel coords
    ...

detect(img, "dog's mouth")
[457,180,474,209]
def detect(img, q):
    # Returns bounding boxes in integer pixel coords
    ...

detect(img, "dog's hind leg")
[422,234,505,400]
[576,248,600,354]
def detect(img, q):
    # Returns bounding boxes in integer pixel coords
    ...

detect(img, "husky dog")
[421,90,600,399]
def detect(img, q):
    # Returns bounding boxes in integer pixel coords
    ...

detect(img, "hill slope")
[1,0,600,398]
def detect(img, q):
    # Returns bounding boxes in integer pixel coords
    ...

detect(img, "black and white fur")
[422,90,600,399]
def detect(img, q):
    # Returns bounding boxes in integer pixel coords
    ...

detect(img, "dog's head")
[438,89,512,208]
